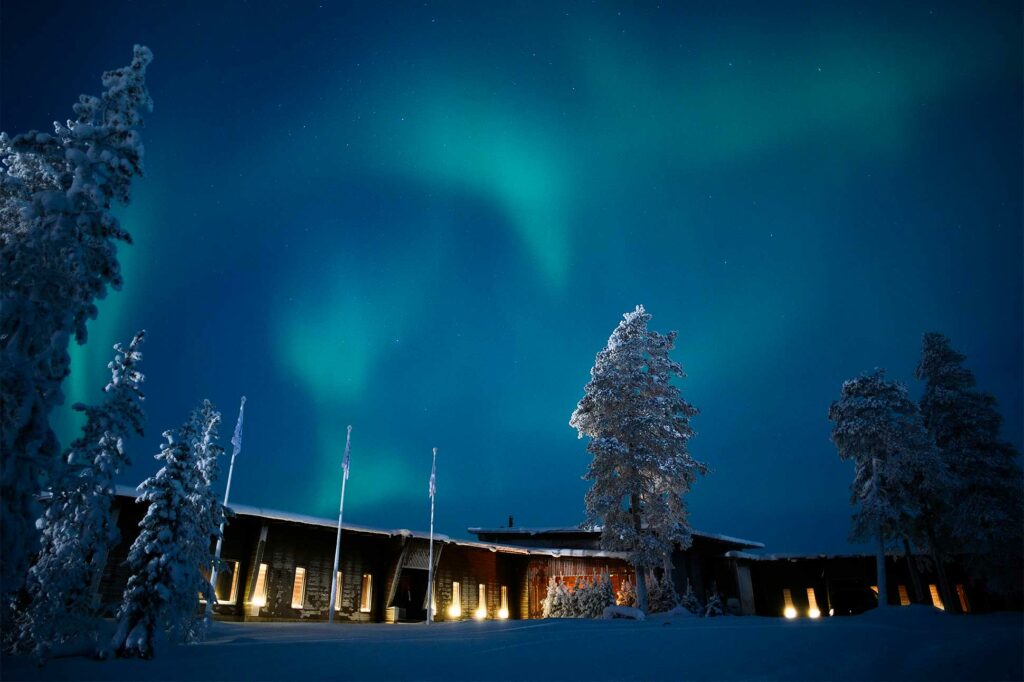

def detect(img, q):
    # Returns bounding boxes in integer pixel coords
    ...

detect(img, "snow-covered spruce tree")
[828,369,937,609]
[648,571,680,614]
[570,305,706,613]
[110,401,224,658]
[188,400,226,632]
[542,578,558,618]
[704,585,723,617]
[598,573,615,614]
[681,579,701,614]
[12,332,146,659]
[617,578,636,607]
[0,46,153,606]
[916,333,1023,597]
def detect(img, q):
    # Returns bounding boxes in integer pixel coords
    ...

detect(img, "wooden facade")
[93,490,1014,623]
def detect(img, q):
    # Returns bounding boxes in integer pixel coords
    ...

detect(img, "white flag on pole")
[429,447,437,498]
[231,396,246,457]
[342,425,352,481]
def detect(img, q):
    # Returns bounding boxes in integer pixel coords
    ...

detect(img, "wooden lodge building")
[95,487,1006,623]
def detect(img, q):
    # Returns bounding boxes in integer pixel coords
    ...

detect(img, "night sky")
[2,1,1020,554]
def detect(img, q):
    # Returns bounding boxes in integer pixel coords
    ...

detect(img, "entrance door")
[390,568,428,622]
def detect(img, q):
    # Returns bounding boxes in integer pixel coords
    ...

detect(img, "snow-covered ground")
[4,607,1022,681]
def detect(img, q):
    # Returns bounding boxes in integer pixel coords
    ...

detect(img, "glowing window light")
[955,584,970,613]
[335,571,343,611]
[474,584,487,620]
[498,585,509,619]
[806,588,820,619]
[870,585,878,595]
[929,584,944,610]
[291,567,306,609]
[782,589,797,619]
[251,563,268,607]
[359,573,373,613]
[447,581,462,618]
[898,585,910,606]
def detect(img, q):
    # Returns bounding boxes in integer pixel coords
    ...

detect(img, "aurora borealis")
[2,1,1020,553]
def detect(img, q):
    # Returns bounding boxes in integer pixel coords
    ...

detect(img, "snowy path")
[4,608,1022,681]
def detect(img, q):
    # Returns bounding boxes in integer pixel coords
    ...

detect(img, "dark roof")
[468,526,765,550]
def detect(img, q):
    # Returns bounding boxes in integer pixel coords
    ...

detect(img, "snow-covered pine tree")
[188,400,226,636]
[916,333,1023,597]
[828,369,936,609]
[648,571,680,613]
[617,577,636,607]
[552,581,570,617]
[110,400,223,658]
[646,571,664,613]
[704,585,723,617]
[598,572,615,614]
[0,47,153,607]
[542,578,558,618]
[681,579,701,614]
[570,306,706,612]
[12,332,146,659]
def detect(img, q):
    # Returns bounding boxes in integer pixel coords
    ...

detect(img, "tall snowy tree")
[570,305,706,613]
[0,46,153,606]
[12,332,146,658]
[916,333,1023,596]
[110,400,223,658]
[189,400,227,630]
[828,369,939,609]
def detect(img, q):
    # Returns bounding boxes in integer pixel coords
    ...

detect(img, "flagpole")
[427,447,437,625]
[210,396,245,600]
[329,425,352,625]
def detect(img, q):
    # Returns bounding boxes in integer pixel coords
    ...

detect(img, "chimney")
[508,515,514,528]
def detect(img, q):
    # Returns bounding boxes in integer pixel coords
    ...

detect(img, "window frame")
[359,573,373,613]
[251,563,269,607]
[291,567,307,609]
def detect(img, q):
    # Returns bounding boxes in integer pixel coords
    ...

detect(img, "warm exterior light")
[447,603,461,619]
[806,588,820,619]
[782,588,797,619]
[252,596,266,607]
[498,586,508,619]
[474,584,487,619]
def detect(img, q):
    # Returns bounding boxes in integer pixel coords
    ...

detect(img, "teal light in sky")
[5,0,1020,554]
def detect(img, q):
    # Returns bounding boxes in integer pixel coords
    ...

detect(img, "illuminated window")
[898,585,910,606]
[359,573,373,612]
[448,581,462,618]
[782,588,796,619]
[498,585,509,619]
[335,571,343,611]
[252,563,269,607]
[928,584,944,610]
[475,584,487,619]
[956,584,970,613]
[806,588,820,618]
[291,567,306,609]
[216,560,240,605]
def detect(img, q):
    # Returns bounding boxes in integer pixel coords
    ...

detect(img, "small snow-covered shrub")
[647,572,680,613]
[681,579,702,615]
[617,578,636,607]
[705,588,724,617]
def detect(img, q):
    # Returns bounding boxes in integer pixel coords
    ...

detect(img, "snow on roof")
[112,486,627,559]
[723,550,896,561]
[468,525,765,549]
